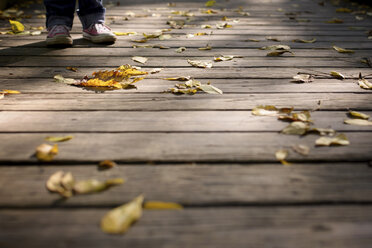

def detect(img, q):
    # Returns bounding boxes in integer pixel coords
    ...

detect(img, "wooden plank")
[1,206,372,248]
[0,56,366,68]
[1,47,371,58]
[0,163,371,207]
[0,78,368,93]
[0,111,371,132]
[0,93,371,111]
[0,132,371,162]
[1,38,372,49]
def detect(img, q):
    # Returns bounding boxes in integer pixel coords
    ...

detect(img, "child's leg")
[44,0,76,29]
[77,0,106,29]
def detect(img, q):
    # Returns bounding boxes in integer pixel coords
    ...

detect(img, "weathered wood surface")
[0,78,369,93]
[0,132,371,162]
[0,163,371,207]
[1,0,372,246]
[1,206,372,248]
[1,93,371,111]
[0,111,371,132]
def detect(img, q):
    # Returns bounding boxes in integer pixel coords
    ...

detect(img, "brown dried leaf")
[66,66,78,72]
[99,160,118,169]
[101,195,144,234]
[291,74,314,83]
[278,111,313,122]
[267,50,293,56]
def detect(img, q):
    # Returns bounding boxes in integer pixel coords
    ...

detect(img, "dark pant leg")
[43,0,76,29]
[77,0,106,29]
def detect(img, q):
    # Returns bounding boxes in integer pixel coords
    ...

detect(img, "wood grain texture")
[0,132,370,163]
[0,93,371,111]
[0,163,371,207]
[0,111,371,132]
[1,206,372,248]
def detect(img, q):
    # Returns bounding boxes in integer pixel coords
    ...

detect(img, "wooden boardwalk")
[1,0,372,247]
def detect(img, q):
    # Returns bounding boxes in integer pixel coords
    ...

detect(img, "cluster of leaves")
[164,77,223,95]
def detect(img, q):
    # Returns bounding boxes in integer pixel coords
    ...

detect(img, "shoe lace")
[50,25,69,34]
[94,23,111,32]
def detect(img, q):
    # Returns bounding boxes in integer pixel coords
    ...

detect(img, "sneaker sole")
[46,35,73,46]
[83,32,117,43]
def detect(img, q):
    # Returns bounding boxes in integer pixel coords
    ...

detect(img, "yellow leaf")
[214,55,235,62]
[194,32,207,36]
[198,44,212,50]
[344,118,372,126]
[358,78,372,89]
[333,46,354,53]
[201,24,212,29]
[315,133,350,146]
[45,135,74,142]
[330,71,345,79]
[9,20,24,33]
[144,201,183,210]
[73,178,124,194]
[348,110,370,120]
[201,9,218,14]
[163,76,191,81]
[205,0,216,7]
[36,144,58,162]
[101,195,144,234]
[0,89,21,94]
[114,32,137,36]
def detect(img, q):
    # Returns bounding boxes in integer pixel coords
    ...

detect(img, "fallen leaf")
[216,22,232,29]
[30,31,42,36]
[198,84,223,94]
[46,171,74,198]
[260,45,291,50]
[201,24,212,29]
[291,74,314,83]
[167,20,185,29]
[73,178,124,194]
[45,135,74,142]
[201,9,218,14]
[330,71,345,79]
[310,127,336,136]
[0,94,4,100]
[54,74,76,85]
[0,89,21,94]
[131,38,148,43]
[187,59,212,68]
[159,34,172,40]
[194,32,208,36]
[205,0,216,7]
[252,105,293,116]
[143,201,183,210]
[275,149,291,165]
[348,110,370,119]
[101,195,144,234]
[175,47,187,53]
[292,38,317,43]
[344,118,372,126]
[292,144,310,156]
[333,45,355,53]
[9,19,24,33]
[214,55,235,62]
[326,18,343,23]
[99,160,118,169]
[153,44,170,49]
[36,144,58,162]
[245,38,260,42]
[198,44,212,50]
[278,111,313,122]
[281,121,310,135]
[266,36,280,41]
[114,32,137,36]
[163,76,191,81]
[132,56,148,64]
[358,78,372,89]
[66,66,78,72]
[315,133,350,146]
[143,31,162,39]
[336,8,352,13]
